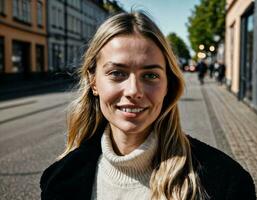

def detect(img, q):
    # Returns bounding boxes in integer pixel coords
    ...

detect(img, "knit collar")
[100,127,158,186]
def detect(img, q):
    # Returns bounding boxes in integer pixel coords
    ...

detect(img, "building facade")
[47,0,108,72]
[0,0,47,80]
[253,0,257,109]
[47,0,65,72]
[225,0,257,110]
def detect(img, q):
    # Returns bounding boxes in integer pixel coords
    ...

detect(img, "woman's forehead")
[96,34,166,69]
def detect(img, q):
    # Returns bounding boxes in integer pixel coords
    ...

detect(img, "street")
[0,73,256,199]
[0,86,73,199]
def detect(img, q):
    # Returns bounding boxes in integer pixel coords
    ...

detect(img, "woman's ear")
[91,83,98,96]
[87,70,98,96]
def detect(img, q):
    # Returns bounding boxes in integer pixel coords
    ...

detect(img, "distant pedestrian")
[40,11,256,200]
[208,62,214,78]
[214,61,220,81]
[197,59,207,85]
[218,62,226,85]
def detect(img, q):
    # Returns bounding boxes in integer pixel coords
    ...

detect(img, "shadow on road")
[180,97,202,102]
[0,79,78,102]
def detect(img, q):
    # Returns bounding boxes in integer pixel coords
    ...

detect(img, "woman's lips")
[119,107,144,113]
[116,105,147,117]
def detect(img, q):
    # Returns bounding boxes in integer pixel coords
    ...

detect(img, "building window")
[52,44,62,71]
[58,8,63,29]
[0,37,4,73]
[240,5,254,102]
[36,45,44,72]
[12,40,30,74]
[51,6,57,27]
[13,0,31,24]
[0,0,5,15]
[13,0,19,17]
[37,0,43,27]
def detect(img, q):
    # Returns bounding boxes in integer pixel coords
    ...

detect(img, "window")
[37,0,43,27]
[72,16,75,32]
[240,4,254,102]
[69,45,74,62]
[36,44,44,72]
[12,0,31,24]
[13,0,19,17]
[0,0,5,15]
[58,9,63,29]
[51,6,56,27]
[12,40,30,73]
[22,0,31,22]
[0,37,4,73]
[52,44,63,71]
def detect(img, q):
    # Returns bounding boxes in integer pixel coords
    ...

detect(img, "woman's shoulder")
[40,139,102,199]
[188,136,256,199]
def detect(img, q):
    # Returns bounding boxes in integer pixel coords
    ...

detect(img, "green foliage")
[166,32,191,61]
[103,0,124,14]
[187,0,226,53]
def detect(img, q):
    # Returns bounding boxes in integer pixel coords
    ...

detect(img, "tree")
[166,32,191,62]
[187,0,226,54]
[103,0,124,14]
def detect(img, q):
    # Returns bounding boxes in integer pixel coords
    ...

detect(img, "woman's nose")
[124,74,143,99]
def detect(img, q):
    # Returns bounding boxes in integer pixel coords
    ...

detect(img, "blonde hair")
[62,12,205,200]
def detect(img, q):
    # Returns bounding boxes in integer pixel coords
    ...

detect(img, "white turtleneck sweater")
[91,130,158,200]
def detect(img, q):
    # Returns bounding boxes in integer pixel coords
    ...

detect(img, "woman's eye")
[143,73,159,80]
[109,71,127,79]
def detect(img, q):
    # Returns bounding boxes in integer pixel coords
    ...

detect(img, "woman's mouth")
[119,107,145,113]
[116,105,147,117]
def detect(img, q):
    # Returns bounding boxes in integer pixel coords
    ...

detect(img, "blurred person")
[208,62,214,78]
[214,61,220,81]
[40,12,255,200]
[197,59,207,85]
[217,62,226,85]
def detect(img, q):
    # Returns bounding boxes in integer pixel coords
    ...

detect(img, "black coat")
[40,132,256,200]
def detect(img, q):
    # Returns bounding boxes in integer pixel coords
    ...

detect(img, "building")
[225,0,257,110]
[82,0,108,42]
[47,0,65,72]
[0,0,47,80]
[253,0,257,110]
[47,0,108,72]
[0,0,122,80]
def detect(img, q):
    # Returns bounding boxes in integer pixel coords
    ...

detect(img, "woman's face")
[93,34,168,137]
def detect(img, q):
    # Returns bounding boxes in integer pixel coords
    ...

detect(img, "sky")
[117,0,200,53]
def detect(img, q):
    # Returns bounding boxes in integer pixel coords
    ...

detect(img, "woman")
[40,12,255,200]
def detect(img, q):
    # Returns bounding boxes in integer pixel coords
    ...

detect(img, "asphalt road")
[0,86,74,199]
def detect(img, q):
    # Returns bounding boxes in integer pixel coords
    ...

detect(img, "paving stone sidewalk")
[201,76,257,192]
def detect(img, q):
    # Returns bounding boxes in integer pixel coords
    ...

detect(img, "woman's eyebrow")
[103,61,164,70]
[103,62,127,68]
[141,65,164,70]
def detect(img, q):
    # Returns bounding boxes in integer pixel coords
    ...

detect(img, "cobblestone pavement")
[181,73,257,193]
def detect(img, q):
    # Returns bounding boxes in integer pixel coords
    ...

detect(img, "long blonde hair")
[62,12,205,200]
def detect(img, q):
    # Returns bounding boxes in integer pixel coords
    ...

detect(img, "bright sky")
[117,0,200,54]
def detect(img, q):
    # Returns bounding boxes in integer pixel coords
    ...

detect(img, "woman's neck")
[109,125,150,156]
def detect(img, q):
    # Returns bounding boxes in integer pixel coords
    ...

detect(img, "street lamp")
[209,45,215,52]
[197,52,206,59]
[199,44,205,50]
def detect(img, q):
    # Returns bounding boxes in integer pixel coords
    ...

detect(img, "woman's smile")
[116,105,147,118]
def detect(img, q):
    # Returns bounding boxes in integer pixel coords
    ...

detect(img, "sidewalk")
[199,75,257,190]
